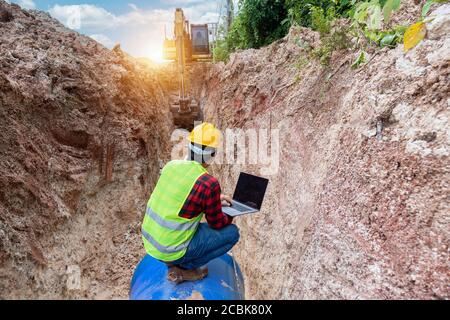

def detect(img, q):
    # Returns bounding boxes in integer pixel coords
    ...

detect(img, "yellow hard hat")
[188,122,221,148]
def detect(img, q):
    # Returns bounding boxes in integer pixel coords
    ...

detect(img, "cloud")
[89,34,115,48]
[48,1,219,31]
[9,0,36,9]
[48,1,220,58]
[184,2,220,23]
[48,4,178,31]
[128,3,138,11]
[49,4,116,30]
[188,10,219,24]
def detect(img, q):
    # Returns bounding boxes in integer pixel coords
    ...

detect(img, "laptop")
[222,172,269,217]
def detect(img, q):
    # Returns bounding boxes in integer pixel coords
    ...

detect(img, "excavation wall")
[202,6,449,299]
[0,2,173,299]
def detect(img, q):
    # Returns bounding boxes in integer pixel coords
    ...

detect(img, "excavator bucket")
[171,98,201,130]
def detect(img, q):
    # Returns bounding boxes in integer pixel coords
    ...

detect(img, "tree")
[227,0,290,50]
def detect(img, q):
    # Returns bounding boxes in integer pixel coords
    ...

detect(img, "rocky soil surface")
[1,0,448,300]
[0,1,173,299]
[203,4,449,299]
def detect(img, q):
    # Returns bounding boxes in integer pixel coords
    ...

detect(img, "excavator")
[163,8,212,130]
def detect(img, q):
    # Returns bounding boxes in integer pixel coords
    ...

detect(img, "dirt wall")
[0,2,173,299]
[202,5,449,299]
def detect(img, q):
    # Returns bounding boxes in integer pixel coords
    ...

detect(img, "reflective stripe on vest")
[141,228,190,254]
[146,206,199,232]
[141,160,207,261]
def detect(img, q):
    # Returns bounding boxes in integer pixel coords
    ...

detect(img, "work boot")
[167,266,208,284]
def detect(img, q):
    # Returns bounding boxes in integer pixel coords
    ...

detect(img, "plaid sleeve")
[179,176,205,220]
[179,174,233,229]
[201,175,233,230]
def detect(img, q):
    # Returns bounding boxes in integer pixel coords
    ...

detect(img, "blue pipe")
[129,253,245,300]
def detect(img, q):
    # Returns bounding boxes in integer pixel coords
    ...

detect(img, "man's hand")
[220,194,232,207]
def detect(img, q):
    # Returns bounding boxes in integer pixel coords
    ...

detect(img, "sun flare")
[145,44,167,64]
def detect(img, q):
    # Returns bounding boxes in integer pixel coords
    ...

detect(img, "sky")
[6,0,227,62]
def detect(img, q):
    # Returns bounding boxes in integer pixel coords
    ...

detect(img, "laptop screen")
[233,172,269,210]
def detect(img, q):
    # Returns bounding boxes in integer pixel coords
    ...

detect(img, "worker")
[141,123,239,283]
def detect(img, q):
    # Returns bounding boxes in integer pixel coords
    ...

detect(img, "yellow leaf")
[404,22,427,52]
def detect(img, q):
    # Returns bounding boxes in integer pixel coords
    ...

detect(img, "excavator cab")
[163,8,211,130]
[191,24,211,61]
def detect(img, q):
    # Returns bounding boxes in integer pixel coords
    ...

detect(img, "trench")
[0,56,216,299]
[1,1,449,300]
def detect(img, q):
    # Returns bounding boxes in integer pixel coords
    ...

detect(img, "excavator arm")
[164,8,204,130]
[175,8,187,101]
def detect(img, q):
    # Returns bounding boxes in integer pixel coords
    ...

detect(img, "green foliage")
[286,0,402,67]
[351,0,406,49]
[310,6,334,36]
[213,0,289,62]
[227,0,290,51]
[422,0,449,18]
[383,0,401,23]
[363,24,405,47]
[311,27,351,66]
[422,0,434,17]
[353,0,402,30]
[286,0,360,27]
[354,0,383,30]
[307,5,351,66]
[213,0,410,63]
[213,39,230,63]
[352,50,367,68]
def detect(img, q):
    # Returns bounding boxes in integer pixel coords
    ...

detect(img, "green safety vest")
[141,160,207,261]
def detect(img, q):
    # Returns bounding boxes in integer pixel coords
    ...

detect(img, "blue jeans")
[171,223,240,270]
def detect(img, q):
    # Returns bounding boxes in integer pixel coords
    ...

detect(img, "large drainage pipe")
[129,254,245,300]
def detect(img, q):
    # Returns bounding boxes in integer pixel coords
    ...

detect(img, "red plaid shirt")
[179,173,233,229]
